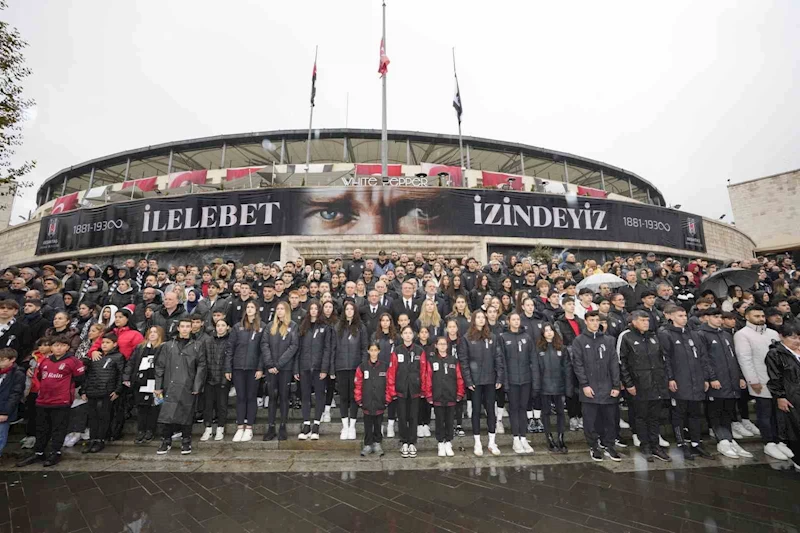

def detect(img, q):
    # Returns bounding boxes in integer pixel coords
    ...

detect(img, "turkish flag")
[51,192,79,214]
[121,176,158,192]
[577,185,609,199]
[355,164,402,177]
[226,167,265,181]
[167,170,208,189]
[482,171,523,190]
[420,163,463,187]
[378,38,390,77]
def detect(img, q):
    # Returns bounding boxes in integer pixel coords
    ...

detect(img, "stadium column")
[600,169,605,191]
[220,143,227,169]
[167,149,173,175]
[87,167,95,190]
[466,145,471,169]
[628,177,634,198]
[563,160,569,184]
[123,158,130,182]
[520,151,525,175]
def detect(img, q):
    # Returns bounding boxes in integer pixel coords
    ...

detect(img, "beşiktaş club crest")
[684,217,697,236]
[47,218,58,238]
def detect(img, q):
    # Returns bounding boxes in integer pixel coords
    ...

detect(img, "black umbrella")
[698,268,758,298]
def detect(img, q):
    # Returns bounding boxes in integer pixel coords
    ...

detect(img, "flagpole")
[305,45,318,177]
[381,1,388,178]
[453,47,465,173]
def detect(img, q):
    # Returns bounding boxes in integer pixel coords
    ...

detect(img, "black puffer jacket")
[571,331,620,404]
[224,324,265,372]
[458,334,504,388]
[658,324,715,401]
[393,342,425,398]
[766,342,800,442]
[537,342,571,396]
[154,304,188,339]
[520,311,549,344]
[80,349,125,398]
[618,328,668,400]
[296,321,332,373]
[696,325,743,399]
[498,330,537,388]
[261,322,299,372]
[206,332,229,386]
[332,323,369,373]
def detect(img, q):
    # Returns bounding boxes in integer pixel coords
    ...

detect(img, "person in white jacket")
[733,306,786,460]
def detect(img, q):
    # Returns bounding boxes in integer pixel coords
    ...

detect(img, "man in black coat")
[360,290,389,335]
[346,249,366,283]
[618,270,647,313]
[0,300,30,360]
[619,310,670,462]
[391,281,420,324]
[20,299,50,350]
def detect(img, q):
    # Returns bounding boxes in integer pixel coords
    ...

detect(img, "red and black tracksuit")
[423,351,465,443]
[355,358,396,447]
[34,354,86,458]
[393,343,427,446]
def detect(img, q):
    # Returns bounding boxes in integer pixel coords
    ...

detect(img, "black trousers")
[736,390,750,421]
[396,396,419,445]
[34,405,70,456]
[754,397,779,444]
[137,404,161,434]
[632,398,662,449]
[203,384,229,428]
[582,403,616,448]
[671,399,703,444]
[434,405,455,442]
[336,370,359,419]
[507,384,531,437]
[495,386,506,409]
[325,376,335,406]
[455,400,464,428]
[232,370,259,426]
[363,413,383,446]
[160,423,192,442]
[527,393,542,413]
[25,393,38,437]
[566,394,582,419]
[542,394,565,434]
[300,370,327,422]
[108,390,128,440]
[267,371,292,426]
[707,397,735,442]
[471,385,496,434]
[87,396,113,441]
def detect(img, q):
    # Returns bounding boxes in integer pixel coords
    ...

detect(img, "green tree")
[0,0,35,202]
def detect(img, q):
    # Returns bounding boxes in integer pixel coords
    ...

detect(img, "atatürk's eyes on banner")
[37,187,706,255]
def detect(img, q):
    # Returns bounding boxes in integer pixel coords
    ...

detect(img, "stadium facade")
[0,129,755,267]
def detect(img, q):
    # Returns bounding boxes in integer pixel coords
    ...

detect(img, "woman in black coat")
[332,300,368,440]
[260,301,298,441]
[296,301,332,440]
[766,320,800,466]
[536,323,571,453]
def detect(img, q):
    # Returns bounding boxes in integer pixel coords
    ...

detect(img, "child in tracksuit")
[393,325,427,458]
[80,333,125,454]
[0,348,26,457]
[17,335,86,467]
[423,336,465,458]
[355,341,396,457]
[21,338,51,450]
[416,326,433,439]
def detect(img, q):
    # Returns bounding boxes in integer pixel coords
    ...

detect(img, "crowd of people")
[0,249,799,468]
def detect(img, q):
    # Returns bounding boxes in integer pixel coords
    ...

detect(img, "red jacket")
[354,355,396,415]
[36,354,85,407]
[88,326,144,360]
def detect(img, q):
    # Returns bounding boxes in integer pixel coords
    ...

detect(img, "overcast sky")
[6,0,800,224]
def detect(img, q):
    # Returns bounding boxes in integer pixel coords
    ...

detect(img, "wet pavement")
[1,460,799,533]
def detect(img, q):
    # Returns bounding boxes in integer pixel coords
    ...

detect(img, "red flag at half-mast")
[378,38,390,77]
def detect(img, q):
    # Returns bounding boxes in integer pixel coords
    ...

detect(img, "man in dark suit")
[373,280,393,309]
[390,280,420,324]
[360,290,390,335]
[417,280,446,317]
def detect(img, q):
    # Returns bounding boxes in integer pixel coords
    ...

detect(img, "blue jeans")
[0,421,9,457]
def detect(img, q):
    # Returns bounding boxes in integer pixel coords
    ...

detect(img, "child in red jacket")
[423,336,465,457]
[393,325,427,458]
[355,341,396,457]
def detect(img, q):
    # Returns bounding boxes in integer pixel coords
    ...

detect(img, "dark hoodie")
[63,290,79,318]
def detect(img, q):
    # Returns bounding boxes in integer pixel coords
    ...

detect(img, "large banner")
[37,187,706,255]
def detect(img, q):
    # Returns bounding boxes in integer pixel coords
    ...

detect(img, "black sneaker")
[135,432,146,445]
[144,430,154,442]
[16,453,42,467]
[590,447,604,462]
[43,452,61,467]
[157,439,172,455]
[181,440,192,455]
[527,419,536,433]
[533,419,544,433]
[604,446,622,462]
[652,447,671,462]
[93,440,105,453]
[642,447,655,462]
[680,445,694,461]
[278,424,288,441]
[455,426,465,437]
[82,439,95,454]
[264,425,277,441]
[691,444,715,460]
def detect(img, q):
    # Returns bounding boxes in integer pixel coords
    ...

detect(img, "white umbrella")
[577,273,626,292]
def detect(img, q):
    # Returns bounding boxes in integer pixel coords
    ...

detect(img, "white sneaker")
[512,437,526,454]
[438,442,446,457]
[569,417,579,431]
[386,421,395,438]
[423,425,431,437]
[81,429,90,440]
[321,410,331,423]
[348,426,356,440]
[232,428,244,442]
[731,424,745,440]
[474,440,484,457]
[777,442,795,459]
[21,436,35,449]
[262,396,269,408]
[200,427,213,441]
[731,440,753,458]
[445,442,455,457]
[257,397,264,408]
[408,444,417,458]
[764,442,789,461]
[417,425,424,438]
[658,435,670,447]
[522,439,534,454]
[741,419,760,436]
[717,440,739,458]
[619,419,630,429]
[488,443,501,456]
[63,433,80,448]
[732,421,753,438]
[241,428,253,442]
[228,387,237,397]
[330,399,336,409]
[632,434,641,447]
[215,427,225,441]
[577,417,584,429]
[340,418,349,440]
